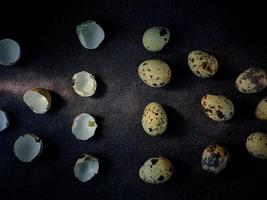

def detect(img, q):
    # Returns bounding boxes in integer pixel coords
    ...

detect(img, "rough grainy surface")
[1,0,267,199]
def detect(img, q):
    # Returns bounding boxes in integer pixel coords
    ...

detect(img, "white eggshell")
[72,71,97,97]
[0,110,9,132]
[0,38,21,66]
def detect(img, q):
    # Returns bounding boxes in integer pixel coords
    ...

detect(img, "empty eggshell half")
[72,71,97,97]
[0,38,21,66]
[23,88,51,114]
[74,154,99,182]
[14,134,43,162]
[0,110,9,132]
[76,20,105,49]
[72,113,97,140]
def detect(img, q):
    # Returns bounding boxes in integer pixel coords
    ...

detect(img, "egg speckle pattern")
[138,59,171,87]
[142,27,170,52]
[201,144,230,174]
[142,102,168,136]
[201,94,234,121]
[235,68,267,93]
[255,97,267,120]
[139,156,173,184]
[246,132,267,159]
[188,50,218,78]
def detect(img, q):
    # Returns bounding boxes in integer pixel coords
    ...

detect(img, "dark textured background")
[1,0,267,199]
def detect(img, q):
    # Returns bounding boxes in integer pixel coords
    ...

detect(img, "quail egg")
[188,50,218,78]
[74,154,99,182]
[142,102,168,136]
[72,113,97,140]
[0,110,9,132]
[0,38,21,66]
[72,71,97,97]
[76,20,105,49]
[235,67,267,93]
[138,59,171,87]
[139,156,173,184]
[23,88,51,114]
[14,134,43,162]
[201,94,234,121]
[246,132,267,159]
[142,27,170,52]
[255,97,267,120]
[201,144,230,174]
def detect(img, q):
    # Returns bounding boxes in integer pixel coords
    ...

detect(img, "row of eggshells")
[1,22,267,183]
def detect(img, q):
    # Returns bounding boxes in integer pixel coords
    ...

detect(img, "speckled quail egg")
[142,102,168,136]
[188,50,218,78]
[14,134,43,162]
[72,71,97,97]
[23,88,51,114]
[0,110,9,132]
[74,154,99,182]
[246,132,267,159]
[76,20,105,49]
[139,156,173,184]
[201,94,234,121]
[235,68,267,93]
[201,144,230,175]
[142,27,170,52]
[255,97,267,120]
[0,38,21,66]
[72,113,97,140]
[138,59,171,87]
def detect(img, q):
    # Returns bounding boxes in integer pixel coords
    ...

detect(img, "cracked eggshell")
[72,71,97,97]
[246,132,267,159]
[255,97,267,120]
[72,113,97,140]
[139,156,173,184]
[188,50,218,78]
[201,94,234,121]
[201,144,230,175]
[142,102,168,136]
[76,20,105,49]
[0,110,9,132]
[138,59,171,87]
[142,27,170,52]
[14,134,43,162]
[235,68,267,93]
[23,88,51,114]
[74,154,99,182]
[0,38,21,66]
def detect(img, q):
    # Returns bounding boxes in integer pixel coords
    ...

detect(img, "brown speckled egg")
[246,132,267,159]
[138,59,171,87]
[201,94,234,121]
[235,68,267,93]
[255,97,267,120]
[139,156,173,184]
[201,144,230,175]
[188,50,218,78]
[142,102,168,136]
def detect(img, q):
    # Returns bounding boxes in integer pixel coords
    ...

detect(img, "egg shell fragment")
[246,132,267,159]
[255,97,267,120]
[23,88,51,114]
[188,50,218,78]
[0,110,9,132]
[0,38,21,66]
[142,26,170,52]
[139,156,173,184]
[201,144,230,175]
[235,68,267,93]
[142,102,168,136]
[201,94,234,121]
[72,113,97,140]
[138,59,171,87]
[14,134,43,162]
[72,71,97,97]
[76,20,105,49]
[74,154,99,182]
